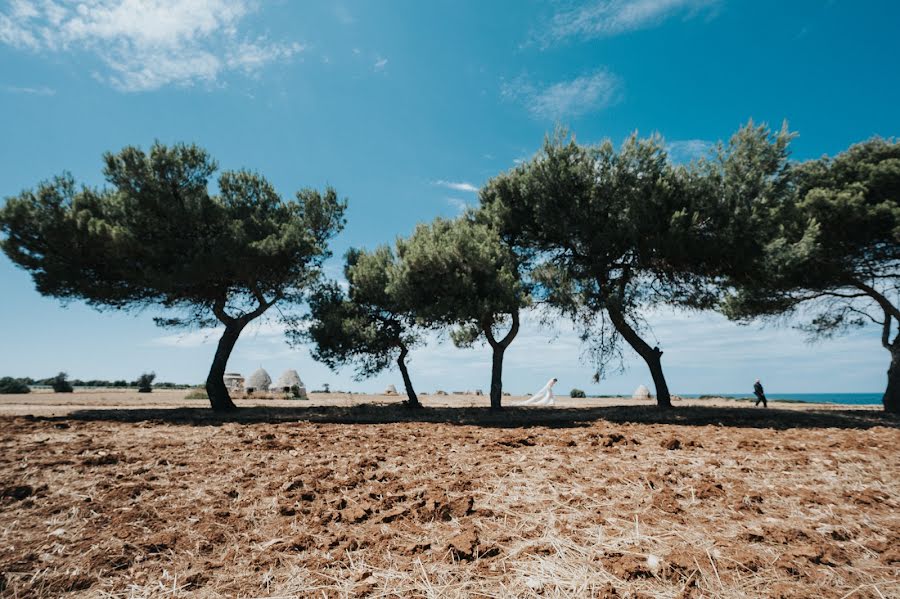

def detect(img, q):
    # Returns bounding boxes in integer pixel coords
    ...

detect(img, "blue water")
[682,393,882,406]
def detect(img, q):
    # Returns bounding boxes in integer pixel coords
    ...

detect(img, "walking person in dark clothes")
[753,379,767,407]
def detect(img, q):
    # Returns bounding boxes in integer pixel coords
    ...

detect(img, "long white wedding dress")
[516,378,557,406]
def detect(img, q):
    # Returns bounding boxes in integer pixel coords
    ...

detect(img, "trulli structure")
[275,369,307,398]
[246,368,272,393]
[384,384,398,395]
[632,384,651,400]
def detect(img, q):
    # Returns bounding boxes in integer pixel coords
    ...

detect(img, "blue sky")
[0,0,897,394]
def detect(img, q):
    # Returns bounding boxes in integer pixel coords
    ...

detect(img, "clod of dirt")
[497,435,537,447]
[596,582,620,598]
[419,491,474,521]
[604,552,654,580]
[276,534,314,552]
[695,482,725,499]
[652,488,681,513]
[447,526,479,561]
[403,541,431,555]
[82,453,121,466]
[142,531,178,554]
[1,485,34,501]
[379,505,409,523]
[339,505,371,523]
[661,438,681,450]
[281,478,305,492]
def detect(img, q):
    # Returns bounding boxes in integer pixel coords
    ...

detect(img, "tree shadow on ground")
[35,402,899,431]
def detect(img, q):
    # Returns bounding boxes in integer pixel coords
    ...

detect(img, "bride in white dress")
[516,378,557,406]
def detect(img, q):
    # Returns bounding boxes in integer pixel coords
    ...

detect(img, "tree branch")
[882,309,893,350]
[212,296,235,326]
[851,279,900,323]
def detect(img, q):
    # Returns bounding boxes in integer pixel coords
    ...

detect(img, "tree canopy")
[393,216,528,408]
[708,130,900,412]
[480,132,714,408]
[299,246,425,407]
[0,142,346,411]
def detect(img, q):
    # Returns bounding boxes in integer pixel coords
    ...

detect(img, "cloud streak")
[502,71,622,120]
[433,180,479,193]
[666,139,714,164]
[0,0,303,91]
[540,0,720,46]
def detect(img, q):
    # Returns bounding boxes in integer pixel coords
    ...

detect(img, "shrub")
[51,372,73,393]
[184,388,209,400]
[136,372,156,393]
[0,377,30,394]
[570,388,586,398]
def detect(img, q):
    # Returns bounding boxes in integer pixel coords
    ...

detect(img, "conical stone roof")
[247,368,272,390]
[276,369,304,389]
[632,384,651,400]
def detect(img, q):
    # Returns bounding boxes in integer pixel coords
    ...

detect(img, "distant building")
[223,373,244,392]
[246,368,271,393]
[275,369,307,398]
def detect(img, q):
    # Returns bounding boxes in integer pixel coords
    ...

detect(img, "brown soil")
[0,391,897,597]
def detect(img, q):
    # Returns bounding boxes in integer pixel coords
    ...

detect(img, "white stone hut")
[384,384,398,395]
[275,369,307,398]
[632,384,651,400]
[246,368,272,393]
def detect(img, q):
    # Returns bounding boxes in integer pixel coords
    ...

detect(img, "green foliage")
[569,388,586,398]
[0,142,346,410]
[0,377,30,394]
[480,130,712,383]
[299,246,421,380]
[184,388,209,400]
[704,130,900,411]
[51,372,73,393]
[393,216,528,341]
[712,134,900,334]
[136,372,156,393]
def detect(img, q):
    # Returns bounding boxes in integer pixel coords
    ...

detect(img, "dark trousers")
[754,393,767,407]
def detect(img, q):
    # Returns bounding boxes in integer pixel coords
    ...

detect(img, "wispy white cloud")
[539,0,720,46]
[0,0,303,91]
[433,180,479,193]
[666,138,714,164]
[502,70,622,121]
[4,84,55,95]
[373,56,388,71]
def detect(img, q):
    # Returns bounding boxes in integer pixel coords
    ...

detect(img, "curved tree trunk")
[397,345,421,408]
[606,304,672,409]
[885,349,900,414]
[484,310,520,410]
[205,324,243,412]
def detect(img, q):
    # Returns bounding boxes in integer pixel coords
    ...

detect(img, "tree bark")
[885,348,900,414]
[489,346,505,410]
[205,324,243,411]
[606,303,673,409]
[397,345,421,408]
[484,310,520,410]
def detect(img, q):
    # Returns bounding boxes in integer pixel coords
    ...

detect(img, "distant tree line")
[1,124,896,412]
[0,372,187,393]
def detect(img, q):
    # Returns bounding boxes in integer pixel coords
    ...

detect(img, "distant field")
[0,392,897,597]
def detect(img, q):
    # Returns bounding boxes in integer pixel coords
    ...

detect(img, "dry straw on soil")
[0,393,897,598]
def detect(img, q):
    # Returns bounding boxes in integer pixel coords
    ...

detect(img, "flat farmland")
[0,391,897,598]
